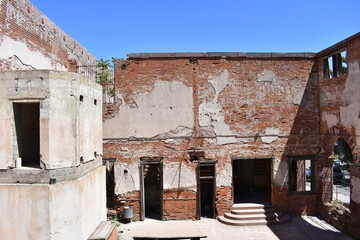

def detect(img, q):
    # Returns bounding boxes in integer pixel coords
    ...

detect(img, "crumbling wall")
[104,54,320,218]
[0,0,96,71]
[318,33,360,238]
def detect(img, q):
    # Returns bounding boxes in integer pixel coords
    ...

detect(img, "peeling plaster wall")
[104,56,320,217]
[114,163,139,195]
[0,0,96,71]
[103,80,194,138]
[163,162,196,190]
[199,70,237,145]
[340,60,360,143]
[318,36,360,231]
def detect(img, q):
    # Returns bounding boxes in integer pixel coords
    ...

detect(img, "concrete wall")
[103,53,320,218]
[0,166,106,240]
[0,70,102,169]
[0,0,96,71]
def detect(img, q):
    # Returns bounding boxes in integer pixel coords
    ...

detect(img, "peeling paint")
[103,81,194,138]
[199,70,237,145]
[261,127,279,144]
[322,112,339,129]
[340,60,360,143]
[114,163,139,194]
[0,36,61,70]
[164,163,196,190]
[216,162,232,187]
[257,70,276,82]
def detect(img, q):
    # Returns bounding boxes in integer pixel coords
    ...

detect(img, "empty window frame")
[289,156,314,193]
[323,49,348,79]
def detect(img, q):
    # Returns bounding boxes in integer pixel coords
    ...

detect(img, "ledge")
[127,52,316,59]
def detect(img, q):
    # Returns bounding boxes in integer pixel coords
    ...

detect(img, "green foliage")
[96,58,114,96]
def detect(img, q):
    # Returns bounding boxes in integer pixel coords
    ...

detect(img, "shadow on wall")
[273,62,320,215]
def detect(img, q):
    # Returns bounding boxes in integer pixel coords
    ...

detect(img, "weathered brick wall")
[104,54,320,218]
[0,0,96,71]
[317,33,360,238]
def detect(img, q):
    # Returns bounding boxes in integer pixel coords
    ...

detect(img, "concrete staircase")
[217,203,290,226]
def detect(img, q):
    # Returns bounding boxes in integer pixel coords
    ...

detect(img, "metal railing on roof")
[77,64,114,104]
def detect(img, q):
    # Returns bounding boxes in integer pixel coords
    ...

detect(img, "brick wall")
[317,33,360,238]
[104,53,321,219]
[0,0,96,71]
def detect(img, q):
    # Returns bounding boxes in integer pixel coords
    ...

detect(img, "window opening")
[323,49,347,79]
[332,138,352,204]
[289,156,314,193]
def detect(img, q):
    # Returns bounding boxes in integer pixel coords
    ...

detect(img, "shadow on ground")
[269,215,351,240]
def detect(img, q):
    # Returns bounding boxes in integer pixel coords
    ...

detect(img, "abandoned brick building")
[103,33,360,236]
[1,0,360,239]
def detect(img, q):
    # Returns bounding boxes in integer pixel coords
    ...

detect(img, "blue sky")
[33,0,360,60]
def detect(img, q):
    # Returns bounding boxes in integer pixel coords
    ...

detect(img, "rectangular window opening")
[323,49,348,79]
[289,157,314,193]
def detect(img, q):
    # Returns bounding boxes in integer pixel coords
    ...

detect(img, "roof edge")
[126,52,316,59]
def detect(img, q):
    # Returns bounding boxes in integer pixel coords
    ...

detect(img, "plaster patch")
[322,112,339,129]
[199,70,237,145]
[103,81,194,138]
[216,162,232,187]
[261,127,279,144]
[257,70,276,82]
[351,176,360,203]
[114,163,139,195]
[163,163,196,190]
[340,60,360,143]
[292,88,305,105]
[0,36,63,70]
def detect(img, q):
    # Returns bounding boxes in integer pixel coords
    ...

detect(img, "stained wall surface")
[0,166,106,240]
[0,70,102,169]
[103,54,320,218]
[0,0,96,71]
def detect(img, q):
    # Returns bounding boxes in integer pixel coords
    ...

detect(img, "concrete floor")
[118,216,352,240]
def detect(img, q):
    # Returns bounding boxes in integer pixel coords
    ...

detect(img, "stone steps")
[217,203,290,226]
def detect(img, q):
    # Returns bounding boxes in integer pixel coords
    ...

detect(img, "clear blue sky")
[33,0,360,60]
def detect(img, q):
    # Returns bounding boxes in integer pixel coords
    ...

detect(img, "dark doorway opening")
[197,162,216,219]
[141,160,163,220]
[233,158,271,204]
[13,103,40,168]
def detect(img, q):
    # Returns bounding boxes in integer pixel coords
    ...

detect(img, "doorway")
[197,162,216,219]
[233,157,271,204]
[13,103,40,168]
[140,159,163,220]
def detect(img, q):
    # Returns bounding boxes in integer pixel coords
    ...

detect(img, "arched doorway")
[332,137,352,204]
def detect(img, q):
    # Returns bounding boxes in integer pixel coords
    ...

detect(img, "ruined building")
[103,33,360,236]
[0,1,106,239]
[1,0,360,238]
